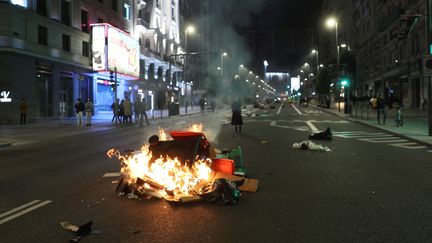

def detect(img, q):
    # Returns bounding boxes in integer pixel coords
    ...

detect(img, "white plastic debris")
[292,141,331,152]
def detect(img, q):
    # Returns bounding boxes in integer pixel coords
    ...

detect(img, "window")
[112,0,117,11]
[123,2,130,20]
[156,0,160,9]
[11,0,27,8]
[81,9,89,33]
[98,18,104,23]
[38,26,48,46]
[62,35,71,52]
[37,0,47,16]
[61,0,70,25]
[82,41,89,57]
[171,6,175,21]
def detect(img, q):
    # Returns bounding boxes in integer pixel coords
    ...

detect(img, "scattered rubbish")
[60,221,101,242]
[292,141,331,152]
[309,127,332,140]
[107,126,259,205]
[111,180,118,184]
[371,191,376,195]
[261,140,268,144]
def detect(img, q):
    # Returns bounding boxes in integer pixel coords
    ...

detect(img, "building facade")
[0,0,187,124]
[320,0,429,108]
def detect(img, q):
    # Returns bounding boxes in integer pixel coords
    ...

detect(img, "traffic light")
[340,77,350,87]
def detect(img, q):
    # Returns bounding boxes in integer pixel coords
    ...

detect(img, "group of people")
[370,93,402,126]
[74,98,94,126]
[111,97,149,126]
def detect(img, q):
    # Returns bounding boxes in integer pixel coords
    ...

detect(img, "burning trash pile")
[107,124,258,204]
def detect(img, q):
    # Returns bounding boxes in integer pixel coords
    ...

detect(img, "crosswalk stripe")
[389,143,428,149]
[358,138,408,143]
[0,200,52,225]
[102,172,122,178]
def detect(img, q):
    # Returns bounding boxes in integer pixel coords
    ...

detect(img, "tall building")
[0,0,186,124]
[320,0,429,108]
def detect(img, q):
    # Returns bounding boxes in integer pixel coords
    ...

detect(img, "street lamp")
[326,16,340,111]
[311,49,319,73]
[263,60,269,82]
[184,25,195,83]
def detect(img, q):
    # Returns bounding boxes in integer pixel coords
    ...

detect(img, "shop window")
[82,41,89,57]
[62,34,71,52]
[38,26,48,46]
[81,9,89,33]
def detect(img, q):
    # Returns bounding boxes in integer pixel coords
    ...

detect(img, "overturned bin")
[107,125,258,204]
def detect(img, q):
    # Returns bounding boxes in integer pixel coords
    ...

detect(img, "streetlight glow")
[312,49,317,54]
[326,17,337,28]
[186,25,195,33]
[340,43,347,48]
[222,52,228,56]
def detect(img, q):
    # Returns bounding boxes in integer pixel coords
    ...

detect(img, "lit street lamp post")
[183,25,195,112]
[311,50,319,74]
[220,51,228,102]
[326,17,340,111]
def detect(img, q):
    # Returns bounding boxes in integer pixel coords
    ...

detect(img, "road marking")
[428,150,432,153]
[305,121,319,132]
[0,200,52,225]
[270,121,276,126]
[175,121,187,125]
[103,172,122,178]
[389,143,428,149]
[276,104,283,115]
[269,121,309,131]
[291,104,303,115]
[358,138,408,143]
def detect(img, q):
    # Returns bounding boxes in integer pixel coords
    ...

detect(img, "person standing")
[199,97,205,115]
[210,99,216,112]
[111,98,119,123]
[19,98,28,125]
[134,97,141,123]
[123,97,133,124]
[231,98,243,135]
[119,100,125,123]
[140,97,150,126]
[376,93,387,125]
[74,98,85,126]
[85,99,94,126]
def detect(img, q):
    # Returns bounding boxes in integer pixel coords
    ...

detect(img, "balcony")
[136,18,150,28]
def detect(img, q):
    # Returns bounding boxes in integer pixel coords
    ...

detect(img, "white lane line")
[0,200,41,219]
[291,104,303,115]
[270,121,276,126]
[389,143,428,150]
[175,121,187,125]
[428,150,432,153]
[305,121,319,132]
[102,172,122,178]
[0,200,52,225]
[276,104,283,115]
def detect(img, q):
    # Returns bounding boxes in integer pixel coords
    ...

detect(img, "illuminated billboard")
[91,24,139,78]
[92,25,106,71]
[290,77,300,93]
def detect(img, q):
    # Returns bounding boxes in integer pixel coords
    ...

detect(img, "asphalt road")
[1,103,432,242]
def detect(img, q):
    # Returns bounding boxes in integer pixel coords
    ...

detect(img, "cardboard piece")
[212,172,259,192]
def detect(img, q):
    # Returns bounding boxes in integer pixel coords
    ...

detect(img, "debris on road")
[60,221,101,242]
[107,124,258,205]
[292,141,332,152]
[260,140,268,144]
[309,127,332,140]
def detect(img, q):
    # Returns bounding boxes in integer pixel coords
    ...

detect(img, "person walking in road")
[111,98,119,123]
[19,98,28,125]
[74,98,85,126]
[199,97,206,115]
[395,105,403,127]
[231,98,243,135]
[85,98,94,126]
[123,97,133,124]
[376,93,387,125]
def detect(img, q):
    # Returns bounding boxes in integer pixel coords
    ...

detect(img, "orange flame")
[188,123,203,133]
[107,138,213,198]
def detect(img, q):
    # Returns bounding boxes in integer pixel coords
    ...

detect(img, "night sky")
[232,0,324,69]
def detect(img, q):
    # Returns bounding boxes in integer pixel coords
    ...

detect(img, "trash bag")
[308,127,332,140]
[292,141,331,152]
[198,178,241,205]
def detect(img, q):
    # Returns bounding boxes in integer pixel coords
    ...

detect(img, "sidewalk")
[0,105,202,148]
[312,102,432,146]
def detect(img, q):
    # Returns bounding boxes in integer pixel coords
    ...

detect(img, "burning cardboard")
[107,124,258,204]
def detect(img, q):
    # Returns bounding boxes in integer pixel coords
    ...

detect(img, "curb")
[311,105,432,147]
